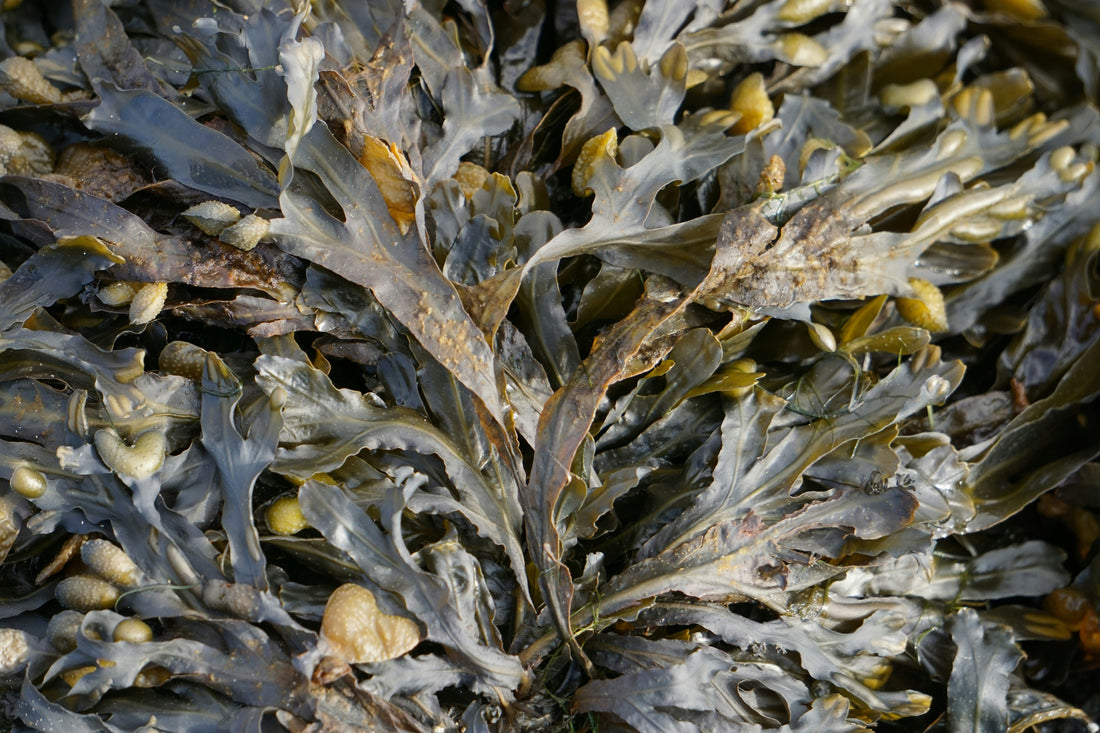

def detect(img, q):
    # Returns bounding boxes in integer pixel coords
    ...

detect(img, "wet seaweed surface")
[1,0,1100,730]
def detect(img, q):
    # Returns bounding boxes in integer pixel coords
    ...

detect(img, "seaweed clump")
[1,0,1100,730]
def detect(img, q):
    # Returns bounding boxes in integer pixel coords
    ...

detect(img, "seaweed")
[2,0,1100,730]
